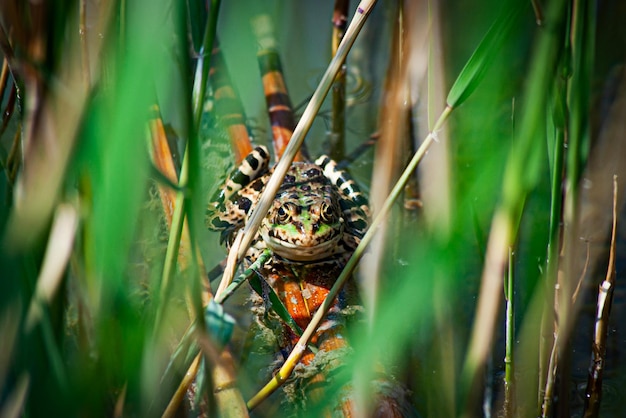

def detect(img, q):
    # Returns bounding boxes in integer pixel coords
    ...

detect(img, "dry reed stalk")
[582,176,618,417]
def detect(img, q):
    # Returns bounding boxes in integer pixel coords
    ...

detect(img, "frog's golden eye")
[320,202,337,223]
[275,204,293,224]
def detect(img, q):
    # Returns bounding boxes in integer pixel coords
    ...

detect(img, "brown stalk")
[0,57,10,112]
[541,332,559,417]
[149,109,196,278]
[329,0,349,161]
[161,353,201,418]
[196,332,248,418]
[360,0,409,327]
[251,14,304,162]
[582,175,619,417]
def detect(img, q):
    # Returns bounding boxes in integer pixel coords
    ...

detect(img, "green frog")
[206,145,369,267]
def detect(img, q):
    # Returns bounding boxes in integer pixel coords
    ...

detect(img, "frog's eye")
[275,204,292,224]
[320,202,337,223]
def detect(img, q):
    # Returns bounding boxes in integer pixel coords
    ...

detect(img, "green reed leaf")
[446,2,524,108]
[249,273,304,337]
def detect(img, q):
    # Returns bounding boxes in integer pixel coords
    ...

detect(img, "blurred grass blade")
[87,0,176,315]
[0,374,29,418]
[25,203,78,332]
[0,303,20,396]
[446,2,523,108]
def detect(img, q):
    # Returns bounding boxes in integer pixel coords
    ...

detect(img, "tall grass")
[1,0,624,417]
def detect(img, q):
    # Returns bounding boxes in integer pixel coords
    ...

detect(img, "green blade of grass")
[214,249,271,304]
[249,272,304,337]
[446,2,524,109]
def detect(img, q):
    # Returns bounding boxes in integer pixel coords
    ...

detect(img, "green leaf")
[446,2,524,108]
[249,273,304,337]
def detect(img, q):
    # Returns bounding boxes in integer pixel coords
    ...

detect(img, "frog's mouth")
[259,224,343,262]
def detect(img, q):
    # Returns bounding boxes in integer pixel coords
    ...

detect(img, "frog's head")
[259,165,344,262]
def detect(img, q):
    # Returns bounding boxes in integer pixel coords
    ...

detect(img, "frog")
[206,145,369,267]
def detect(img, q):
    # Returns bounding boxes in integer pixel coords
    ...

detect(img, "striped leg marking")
[315,155,369,238]
[207,145,270,231]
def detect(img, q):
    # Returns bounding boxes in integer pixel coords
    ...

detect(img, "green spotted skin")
[206,146,369,263]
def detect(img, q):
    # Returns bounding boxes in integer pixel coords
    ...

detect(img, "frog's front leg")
[206,145,270,233]
[315,155,369,239]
